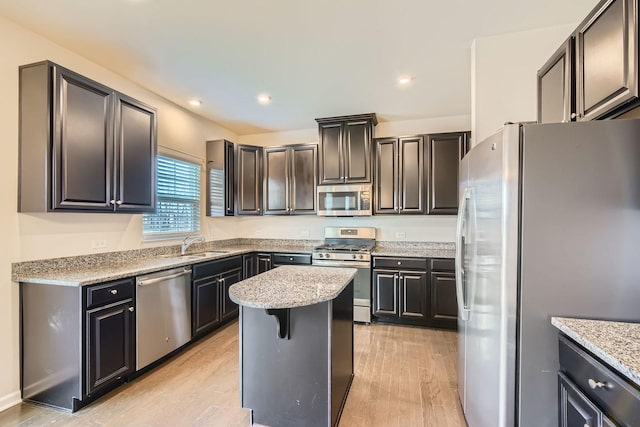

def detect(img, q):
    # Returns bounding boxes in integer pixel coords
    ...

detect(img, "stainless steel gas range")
[312,227,376,323]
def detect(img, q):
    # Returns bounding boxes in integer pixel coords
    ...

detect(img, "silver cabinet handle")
[588,378,608,389]
[128,307,135,312]
[289,257,294,261]
[570,113,577,119]
[110,289,118,295]
[110,199,116,205]
[397,261,402,265]
[116,200,123,205]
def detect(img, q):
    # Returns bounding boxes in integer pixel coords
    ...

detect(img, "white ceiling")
[0,0,595,134]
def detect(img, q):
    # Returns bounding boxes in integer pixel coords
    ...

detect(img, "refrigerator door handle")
[456,187,471,321]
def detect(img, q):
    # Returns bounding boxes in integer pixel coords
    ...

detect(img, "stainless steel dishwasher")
[136,267,192,370]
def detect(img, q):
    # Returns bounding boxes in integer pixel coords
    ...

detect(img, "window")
[143,155,201,238]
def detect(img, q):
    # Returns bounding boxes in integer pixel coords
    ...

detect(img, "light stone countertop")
[372,241,455,259]
[551,317,640,387]
[228,265,356,309]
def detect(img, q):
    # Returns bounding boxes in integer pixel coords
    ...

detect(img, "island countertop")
[228,265,356,309]
[551,316,640,387]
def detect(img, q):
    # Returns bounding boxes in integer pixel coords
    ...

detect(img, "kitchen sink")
[162,251,228,261]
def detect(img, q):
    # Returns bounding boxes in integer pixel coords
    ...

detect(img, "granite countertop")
[13,242,318,287]
[372,241,455,258]
[228,265,356,309]
[551,317,640,387]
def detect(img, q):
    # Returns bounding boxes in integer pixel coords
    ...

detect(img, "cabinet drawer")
[373,257,427,270]
[559,335,640,426]
[86,279,134,309]
[193,255,242,280]
[430,258,454,272]
[272,253,311,265]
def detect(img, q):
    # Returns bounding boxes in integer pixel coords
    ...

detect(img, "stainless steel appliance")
[136,267,192,370]
[317,184,372,216]
[457,120,640,427]
[312,226,376,323]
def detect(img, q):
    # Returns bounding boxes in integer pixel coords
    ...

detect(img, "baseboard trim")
[0,391,21,413]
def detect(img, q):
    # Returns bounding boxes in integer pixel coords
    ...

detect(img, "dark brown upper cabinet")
[537,37,575,123]
[236,144,263,215]
[374,136,424,214]
[426,132,468,215]
[18,61,156,213]
[316,114,377,185]
[206,139,235,217]
[264,144,317,215]
[576,0,638,120]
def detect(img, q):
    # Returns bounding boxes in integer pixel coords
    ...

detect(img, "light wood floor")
[0,322,466,427]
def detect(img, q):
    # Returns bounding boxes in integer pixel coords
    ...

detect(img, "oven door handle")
[312,259,371,268]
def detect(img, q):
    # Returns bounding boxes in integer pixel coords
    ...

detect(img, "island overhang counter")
[229,265,356,427]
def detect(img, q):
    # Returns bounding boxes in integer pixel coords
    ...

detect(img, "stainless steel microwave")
[317,184,372,216]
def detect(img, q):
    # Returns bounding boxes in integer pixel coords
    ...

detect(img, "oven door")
[312,259,371,323]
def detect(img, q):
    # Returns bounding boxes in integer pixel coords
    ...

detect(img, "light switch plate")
[300,230,310,238]
[91,239,107,249]
[395,232,406,240]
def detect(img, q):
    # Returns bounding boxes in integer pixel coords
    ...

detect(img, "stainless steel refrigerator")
[456,120,640,427]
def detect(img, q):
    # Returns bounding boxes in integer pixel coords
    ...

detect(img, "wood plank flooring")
[0,322,466,427]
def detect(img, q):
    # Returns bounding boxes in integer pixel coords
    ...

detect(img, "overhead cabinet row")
[19,61,157,213]
[538,0,640,123]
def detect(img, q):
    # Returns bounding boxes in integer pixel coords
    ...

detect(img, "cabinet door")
[429,271,458,329]
[558,373,600,427]
[319,122,344,184]
[399,271,428,321]
[192,276,221,336]
[426,132,466,215]
[344,120,372,183]
[398,136,424,213]
[290,144,317,214]
[237,145,263,215]
[372,270,398,317]
[86,300,134,394]
[538,37,575,123]
[374,138,398,214]
[114,93,156,212]
[257,253,273,273]
[264,147,290,215]
[224,140,235,216]
[576,0,638,121]
[53,67,114,211]
[221,268,243,321]
[243,254,257,279]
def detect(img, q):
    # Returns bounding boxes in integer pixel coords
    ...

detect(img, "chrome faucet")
[181,236,205,255]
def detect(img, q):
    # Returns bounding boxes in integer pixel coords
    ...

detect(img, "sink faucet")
[181,236,205,255]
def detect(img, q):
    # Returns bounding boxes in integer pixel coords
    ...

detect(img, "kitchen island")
[229,265,356,427]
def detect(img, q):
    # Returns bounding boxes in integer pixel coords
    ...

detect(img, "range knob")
[358,254,364,259]
[352,254,357,259]
[318,253,324,258]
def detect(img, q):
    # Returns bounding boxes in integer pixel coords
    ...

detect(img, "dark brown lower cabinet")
[429,258,458,329]
[372,257,457,329]
[192,256,242,337]
[242,253,257,279]
[257,253,273,273]
[558,373,615,427]
[372,269,428,323]
[86,298,135,395]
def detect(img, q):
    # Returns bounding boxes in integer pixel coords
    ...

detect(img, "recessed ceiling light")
[398,76,414,86]
[188,99,202,107]
[257,94,272,105]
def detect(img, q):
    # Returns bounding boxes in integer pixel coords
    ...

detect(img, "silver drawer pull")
[128,307,134,312]
[110,289,118,295]
[397,261,402,265]
[588,378,607,389]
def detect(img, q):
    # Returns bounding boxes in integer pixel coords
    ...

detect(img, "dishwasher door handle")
[137,269,192,287]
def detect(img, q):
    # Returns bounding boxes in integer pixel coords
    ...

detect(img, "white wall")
[207,115,470,242]
[0,16,238,410]
[471,24,576,144]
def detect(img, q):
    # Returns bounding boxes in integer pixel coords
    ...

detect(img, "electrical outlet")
[395,232,406,240]
[300,230,310,238]
[91,239,107,249]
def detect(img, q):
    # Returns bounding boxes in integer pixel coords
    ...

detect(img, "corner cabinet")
[316,114,377,185]
[426,132,467,214]
[19,61,156,213]
[236,144,263,215]
[263,144,317,215]
[538,37,575,124]
[374,136,424,214]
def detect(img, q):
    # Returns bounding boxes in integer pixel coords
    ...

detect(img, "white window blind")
[143,155,201,237]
